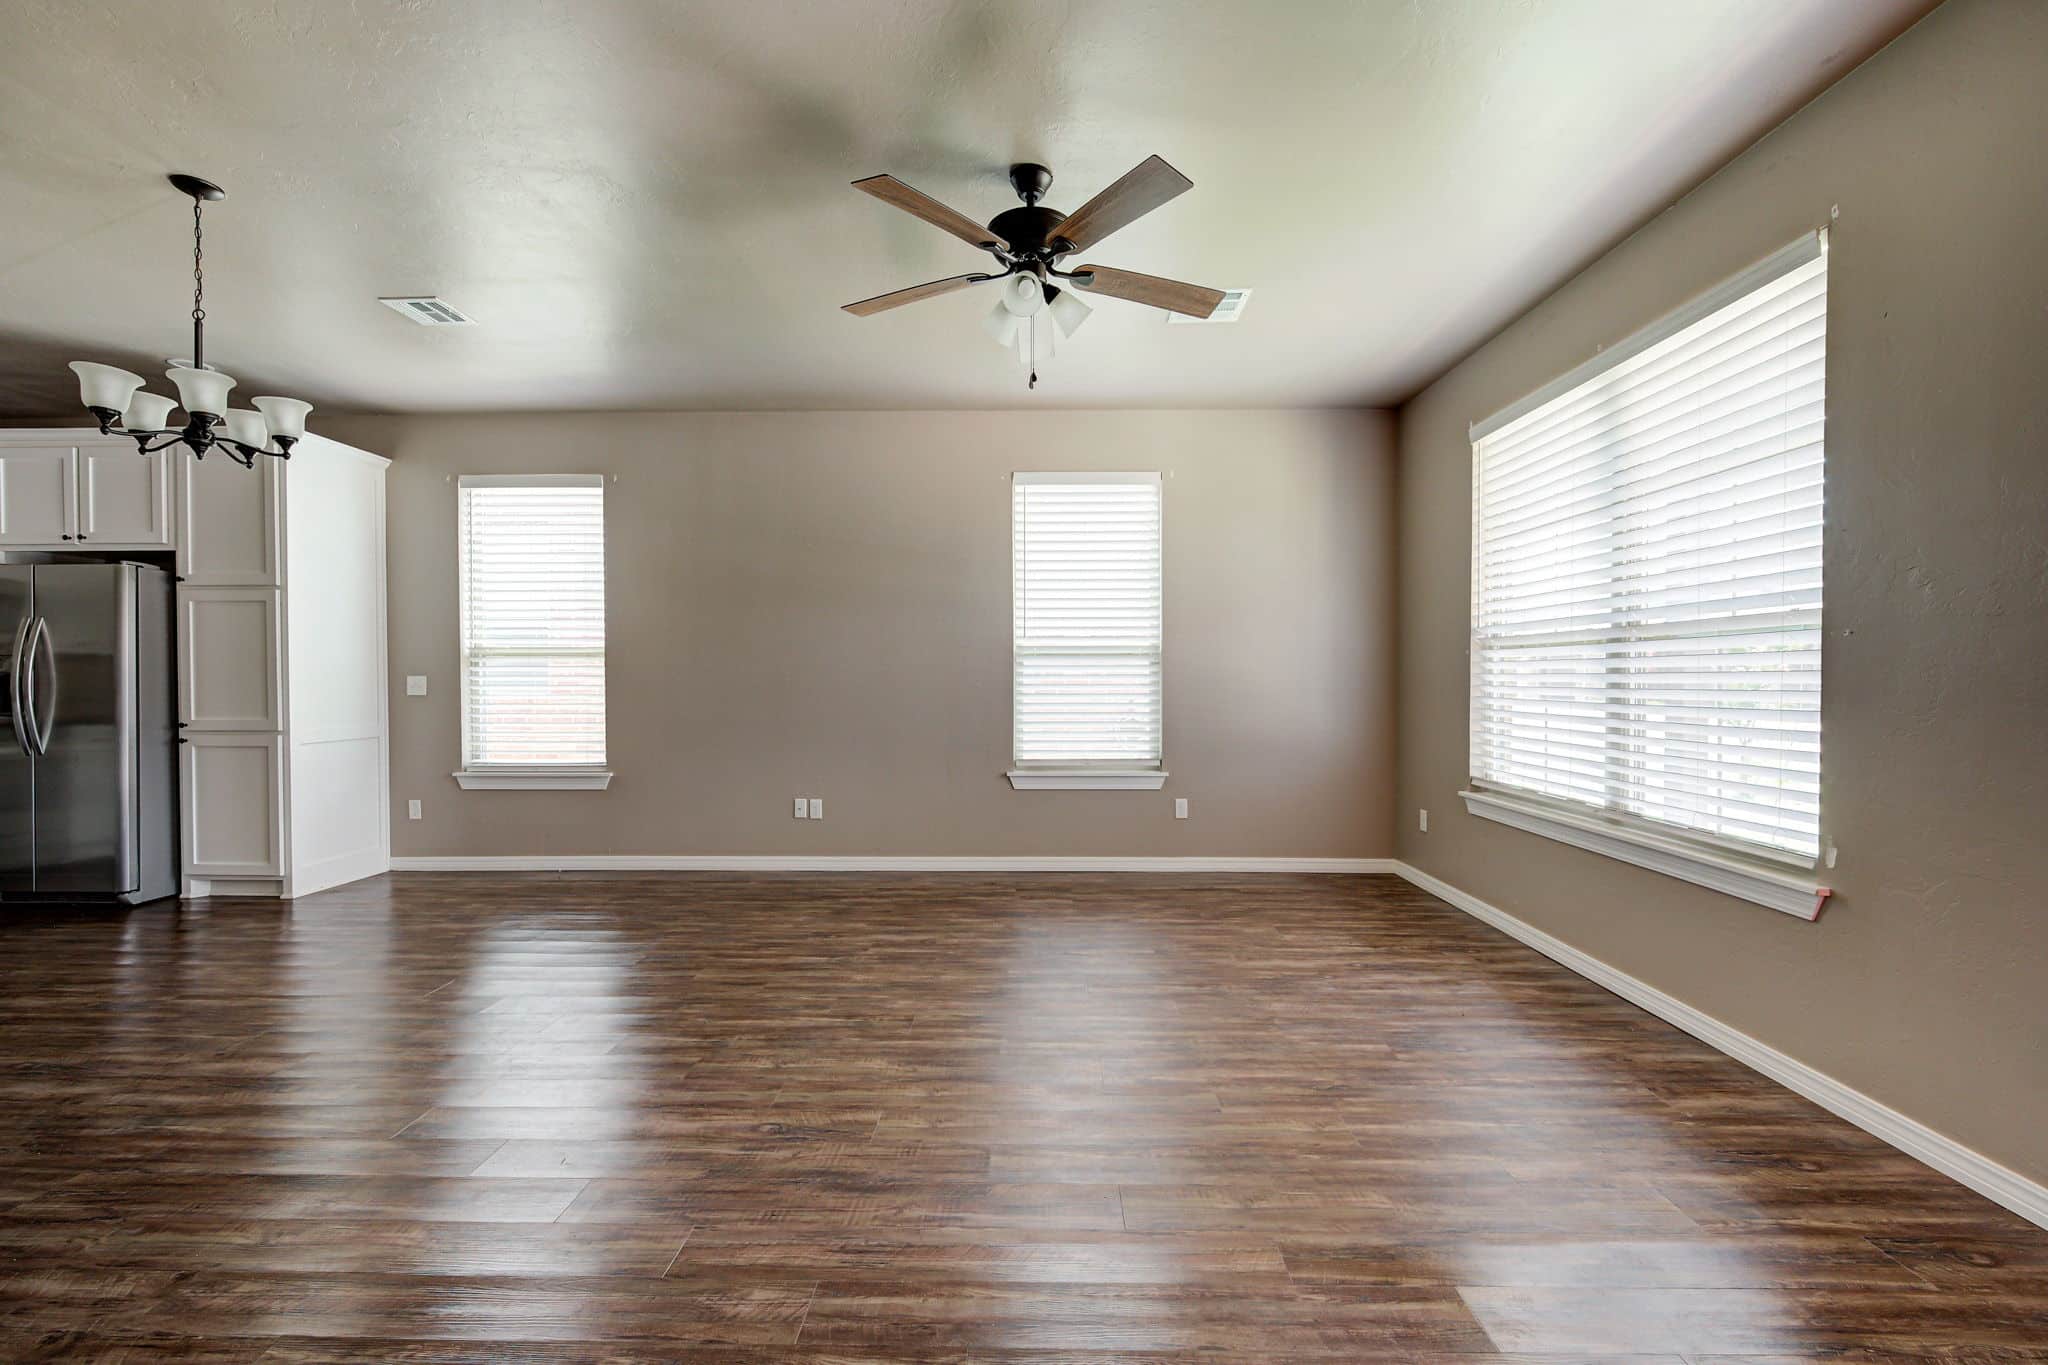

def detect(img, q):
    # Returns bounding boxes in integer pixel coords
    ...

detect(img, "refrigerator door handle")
[8,612,31,759]
[25,616,55,756]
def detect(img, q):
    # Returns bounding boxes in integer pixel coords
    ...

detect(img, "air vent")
[379,296,476,326]
[1168,288,1251,325]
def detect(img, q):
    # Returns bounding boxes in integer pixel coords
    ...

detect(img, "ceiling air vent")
[1168,288,1251,325]
[379,296,476,326]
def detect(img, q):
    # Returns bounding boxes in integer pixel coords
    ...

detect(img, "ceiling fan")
[841,156,1227,330]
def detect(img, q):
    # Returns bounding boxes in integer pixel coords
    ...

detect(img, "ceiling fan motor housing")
[987,205,1069,259]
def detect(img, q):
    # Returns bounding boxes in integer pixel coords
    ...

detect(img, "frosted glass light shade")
[983,301,1024,348]
[999,273,1046,317]
[251,395,312,439]
[166,366,235,418]
[223,408,269,450]
[121,392,178,432]
[70,361,146,413]
[1048,288,1092,338]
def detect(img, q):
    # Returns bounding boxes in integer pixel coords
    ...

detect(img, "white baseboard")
[388,854,1397,874]
[1391,860,2048,1232]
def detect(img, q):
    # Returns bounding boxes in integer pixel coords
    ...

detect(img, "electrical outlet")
[1174,798,1188,819]
[793,797,808,819]
[808,797,824,820]
[1419,808,1429,832]
[405,675,427,697]
[407,799,422,821]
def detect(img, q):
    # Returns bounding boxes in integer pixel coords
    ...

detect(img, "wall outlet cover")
[405,675,427,696]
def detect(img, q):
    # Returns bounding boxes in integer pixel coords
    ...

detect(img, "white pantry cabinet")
[0,429,389,899]
[0,441,172,548]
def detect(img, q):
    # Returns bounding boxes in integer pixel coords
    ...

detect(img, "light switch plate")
[407,799,422,820]
[1174,798,1188,819]
[405,675,427,697]
[793,798,808,819]
[807,797,824,820]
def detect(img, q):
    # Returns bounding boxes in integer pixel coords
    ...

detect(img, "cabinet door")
[178,586,283,730]
[178,450,280,585]
[181,732,283,877]
[76,444,172,547]
[0,446,77,545]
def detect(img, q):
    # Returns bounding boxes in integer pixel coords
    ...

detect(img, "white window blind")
[1012,472,1164,768]
[1470,235,1826,863]
[458,475,607,768]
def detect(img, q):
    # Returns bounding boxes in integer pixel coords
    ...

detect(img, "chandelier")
[67,175,310,467]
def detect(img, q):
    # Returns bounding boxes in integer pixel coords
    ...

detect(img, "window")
[455,474,610,789]
[1009,472,1166,789]
[1465,234,1826,915]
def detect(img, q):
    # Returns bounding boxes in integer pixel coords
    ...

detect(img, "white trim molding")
[1460,788,1828,920]
[1007,770,1168,791]
[1393,860,2048,1233]
[391,854,1395,874]
[453,768,613,791]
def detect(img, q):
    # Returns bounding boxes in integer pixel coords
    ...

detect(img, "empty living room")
[1,0,2044,1357]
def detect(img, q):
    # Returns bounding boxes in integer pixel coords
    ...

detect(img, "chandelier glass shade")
[67,175,309,467]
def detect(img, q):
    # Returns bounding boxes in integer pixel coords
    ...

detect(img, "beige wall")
[322,409,1396,861]
[1396,0,2048,1181]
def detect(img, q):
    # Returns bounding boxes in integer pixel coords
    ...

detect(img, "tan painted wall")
[1396,0,2048,1181]
[322,409,1396,861]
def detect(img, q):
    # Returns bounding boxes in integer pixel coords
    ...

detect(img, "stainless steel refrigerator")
[0,560,177,905]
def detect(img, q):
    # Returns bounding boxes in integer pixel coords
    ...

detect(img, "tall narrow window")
[456,474,609,789]
[1467,234,1825,901]
[1010,472,1165,788]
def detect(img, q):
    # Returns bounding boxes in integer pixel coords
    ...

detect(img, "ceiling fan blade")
[1051,155,1194,254]
[1071,265,1225,319]
[841,273,996,316]
[852,175,1007,251]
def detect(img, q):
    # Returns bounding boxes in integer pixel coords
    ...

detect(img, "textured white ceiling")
[0,0,1934,414]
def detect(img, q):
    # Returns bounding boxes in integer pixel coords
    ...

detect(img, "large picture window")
[456,474,609,788]
[1467,235,1826,890]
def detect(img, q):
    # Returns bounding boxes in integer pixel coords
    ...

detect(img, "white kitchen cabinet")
[76,445,173,546]
[0,438,172,548]
[180,733,285,877]
[0,444,78,544]
[177,451,279,585]
[178,587,283,730]
[1,427,388,901]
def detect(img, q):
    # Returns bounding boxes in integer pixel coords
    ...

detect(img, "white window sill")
[1007,770,1168,791]
[1458,788,1829,920]
[454,768,614,791]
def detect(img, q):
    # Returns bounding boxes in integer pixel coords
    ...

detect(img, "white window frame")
[454,473,612,791]
[1461,233,1830,919]
[1007,470,1168,791]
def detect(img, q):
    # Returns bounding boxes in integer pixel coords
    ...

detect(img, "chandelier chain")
[191,199,206,368]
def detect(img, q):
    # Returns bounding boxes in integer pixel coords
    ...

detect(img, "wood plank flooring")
[1,871,2043,1360]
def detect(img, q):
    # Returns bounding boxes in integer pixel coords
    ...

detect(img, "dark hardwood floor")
[1,872,2043,1360]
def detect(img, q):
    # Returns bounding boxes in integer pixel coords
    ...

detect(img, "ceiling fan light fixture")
[1047,286,1092,338]
[983,300,1025,348]
[999,272,1047,318]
